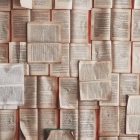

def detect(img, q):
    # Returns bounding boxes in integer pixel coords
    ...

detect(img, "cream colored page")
[27,22,61,43]
[79,61,111,82]
[132,42,140,73]
[52,10,70,43]
[20,109,38,140]
[0,110,17,140]
[111,9,131,41]
[29,64,49,75]
[0,105,18,109]
[71,10,88,43]
[0,12,10,43]
[91,8,111,41]
[119,137,138,140]
[24,63,29,75]
[134,0,140,9]
[92,41,111,61]
[20,76,37,108]
[99,137,118,140]
[31,10,50,21]
[100,107,119,136]
[0,44,8,63]
[112,41,131,73]
[80,80,111,101]
[100,74,119,106]
[120,74,139,106]
[27,43,61,63]
[38,109,58,140]
[50,44,70,77]
[0,0,11,11]
[73,0,92,10]
[79,110,96,140]
[11,10,30,42]
[37,76,57,108]
[59,78,78,109]
[113,0,132,8]
[20,0,32,8]
[70,44,91,77]
[94,0,112,8]
[13,0,24,9]
[132,10,140,41]
[55,0,72,9]
[32,0,52,9]
[60,109,78,140]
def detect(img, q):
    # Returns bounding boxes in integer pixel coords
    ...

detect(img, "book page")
[32,0,52,9]
[113,0,132,8]
[37,76,58,108]
[55,0,72,9]
[79,61,111,82]
[20,76,37,108]
[52,10,70,43]
[111,9,131,41]
[94,0,112,8]
[92,41,111,61]
[120,74,139,106]
[79,110,97,140]
[99,137,118,140]
[31,10,50,21]
[60,109,78,140]
[20,0,32,9]
[100,74,119,106]
[27,22,61,43]
[100,107,119,136]
[29,64,49,75]
[71,10,89,43]
[24,63,29,75]
[80,80,111,101]
[134,0,140,9]
[112,41,131,73]
[119,137,138,140]
[11,10,30,42]
[70,44,91,77]
[91,8,111,41]
[0,0,11,11]
[59,78,78,109]
[50,44,70,77]
[0,64,24,105]
[27,43,61,63]
[0,43,8,63]
[73,0,92,10]
[20,109,38,140]
[0,12,10,43]
[38,109,58,140]
[13,0,25,9]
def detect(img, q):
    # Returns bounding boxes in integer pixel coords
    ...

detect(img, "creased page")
[59,78,78,109]
[27,22,61,43]
[79,61,111,82]
[0,12,10,43]
[94,0,112,8]
[134,0,140,9]
[29,64,49,75]
[100,107,119,136]
[38,109,58,140]
[50,44,70,77]
[113,0,132,8]
[73,0,92,10]
[91,8,111,41]
[60,109,78,140]
[70,44,91,77]
[80,80,111,101]
[112,41,131,73]
[32,0,52,9]
[55,0,72,9]
[31,10,50,21]
[0,43,8,63]
[27,43,61,63]
[20,76,37,108]
[20,109,38,140]
[79,110,97,140]
[111,9,131,41]
[120,74,139,106]
[71,10,89,43]
[52,10,70,43]
[0,0,11,11]
[100,74,119,106]
[92,41,111,61]
[0,110,17,140]
[99,137,118,140]
[37,76,58,108]
[20,0,32,9]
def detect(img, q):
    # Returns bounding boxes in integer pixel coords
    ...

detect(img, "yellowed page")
[0,43,8,63]
[94,0,112,8]
[32,0,52,9]
[13,0,25,9]
[0,0,11,11]
[113,0,132,8]
[55,0,72,9]
[99,137,118,140]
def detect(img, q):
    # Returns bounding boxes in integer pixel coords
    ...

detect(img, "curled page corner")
[20,0,32,9]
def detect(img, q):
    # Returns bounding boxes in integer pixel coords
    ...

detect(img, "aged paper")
[0,43,8,63]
